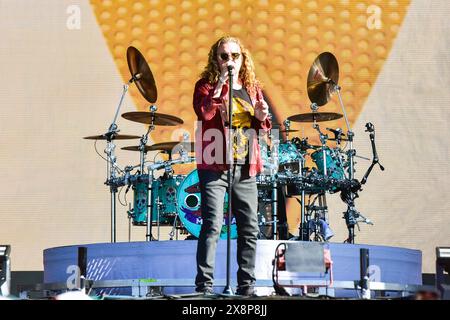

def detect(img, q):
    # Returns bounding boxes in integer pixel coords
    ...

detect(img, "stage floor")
[44,240,422,297]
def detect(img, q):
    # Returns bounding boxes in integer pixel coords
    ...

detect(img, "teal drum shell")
[261,142,302,172]
[132,181,150,225]
[278,142,301,165]
[311,147,345,180]
[151,175,184,225]
[177,169,237,239]
[132,175,184,226]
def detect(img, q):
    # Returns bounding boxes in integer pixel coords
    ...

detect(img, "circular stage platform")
[43,240,422,298]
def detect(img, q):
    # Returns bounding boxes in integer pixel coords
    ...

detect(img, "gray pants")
[195,166,259,289]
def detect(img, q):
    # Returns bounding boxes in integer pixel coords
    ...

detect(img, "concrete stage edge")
[44,240,422,297]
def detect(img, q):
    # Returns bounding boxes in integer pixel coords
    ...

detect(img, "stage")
[42,240,422,298]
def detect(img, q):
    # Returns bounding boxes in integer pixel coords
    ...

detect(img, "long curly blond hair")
[200,36,260,95]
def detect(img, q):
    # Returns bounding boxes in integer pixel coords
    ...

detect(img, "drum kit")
[84,48,384,244]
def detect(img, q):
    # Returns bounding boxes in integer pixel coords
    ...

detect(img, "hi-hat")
[307,52,339,106]
[122,141,194,152]
[83,133,140,140]
[127,46,157,103]
[122,111,183,126]
[288,112,343,123]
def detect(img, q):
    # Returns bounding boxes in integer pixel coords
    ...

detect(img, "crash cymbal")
[307,52,339,106]
[122,141,194,152]
[127,46,157,103]
[83,133,140,140]
[288,112,343,123]
[122,111,183,126]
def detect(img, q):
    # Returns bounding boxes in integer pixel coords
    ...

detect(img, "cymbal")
[121,145,155,152]
[122,111,183,126]
[122,141,194,152]
[149,141,194,151]
[288,112,343,123]
[83,133,140,140]
[307,52,339,106]
[127,46,157,103]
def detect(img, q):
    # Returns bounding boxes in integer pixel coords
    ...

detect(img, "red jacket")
[193,78,271,176]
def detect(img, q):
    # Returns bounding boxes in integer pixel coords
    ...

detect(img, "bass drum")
[177,169,238,240]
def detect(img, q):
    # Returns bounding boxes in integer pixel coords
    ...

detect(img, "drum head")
[177,169,237,239]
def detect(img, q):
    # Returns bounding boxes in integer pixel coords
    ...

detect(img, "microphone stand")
[223,65,234,295]
[361,123,385,185]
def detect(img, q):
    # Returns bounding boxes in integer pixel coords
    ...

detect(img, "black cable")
[118,186,128,207]
[272,243,290,296]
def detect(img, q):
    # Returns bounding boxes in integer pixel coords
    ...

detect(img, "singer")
[192,36,271,295]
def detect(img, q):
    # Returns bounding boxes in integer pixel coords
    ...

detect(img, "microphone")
[227,64,234,77]
[124,166,133,193]
[365,122,374,133]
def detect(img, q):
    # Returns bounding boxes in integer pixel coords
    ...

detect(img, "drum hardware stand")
[104,83,129,243]
[329,82,354,181]
[328,81,363,244]
[124,165,135,242]
[270,134,280,240]
[318,193,328,222]
[339,178,373,244]
[167,147,190,241]
[297,153,309,241]
[168,215,178,240]
[146,167,156,241]
[139,105,159,242]
[312,122,329,177]
[103,74,142,243]
[270,177,278,240]
[306,205,330,242]
[283,119,291,141]
[127,203,132,242]
[105,141,118,243]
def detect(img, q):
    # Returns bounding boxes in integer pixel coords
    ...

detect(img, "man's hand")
[254,100,269,122]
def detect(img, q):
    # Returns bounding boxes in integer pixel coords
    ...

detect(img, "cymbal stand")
[270,133,280,240]
[104,80,134,243]
[297,151,308,241]
[312,121,329,178]
[332,84,354,180]
[169,148,188,241]
[331,83,363,243]
[283,119,291,141]
[105,139,119,243]
[144,105,158,242]
[304,120,331,242]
